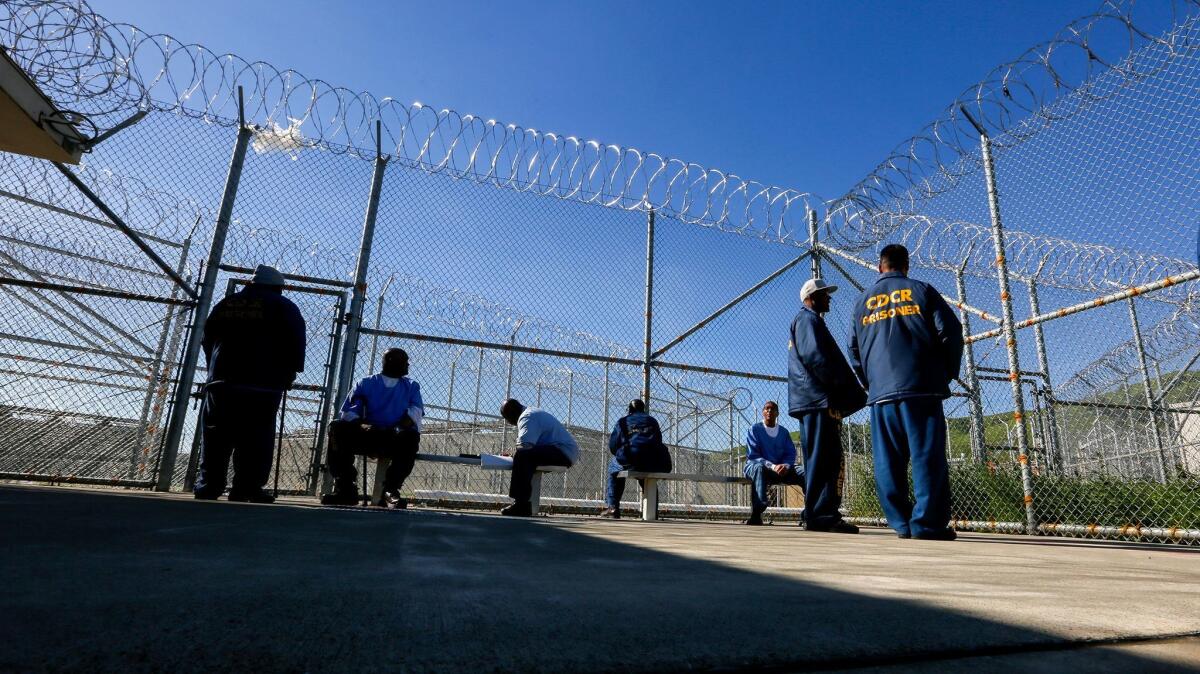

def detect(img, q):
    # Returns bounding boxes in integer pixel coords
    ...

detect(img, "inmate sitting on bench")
[321,348,423,508]
[498,398,578,517]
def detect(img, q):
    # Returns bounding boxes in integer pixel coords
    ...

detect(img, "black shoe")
[745,512,764,526]
[193,489,220,501]
[599,507,621,519]
[501,501,533,517]
[897,531,912,539]
[320,490,360,506]
[811,520,860,534]
[227,489,275,504]
[914,528,957,541]
[378,490,407,509]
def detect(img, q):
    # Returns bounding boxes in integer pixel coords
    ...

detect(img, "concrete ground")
[2,485,1198,673]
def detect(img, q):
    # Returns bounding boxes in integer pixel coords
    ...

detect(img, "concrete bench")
[616,471,751,521]
[372,453,567,512]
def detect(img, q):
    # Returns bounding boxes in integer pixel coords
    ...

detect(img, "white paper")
[480,454,513,470]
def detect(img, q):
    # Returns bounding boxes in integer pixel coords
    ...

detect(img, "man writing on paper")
[498,398,578,517]
[849,244,963,541]
[320,348,424,508]
[788,277,866,534]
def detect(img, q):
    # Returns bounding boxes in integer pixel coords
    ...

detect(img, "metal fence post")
[155,98,253,492]
[602,362,610,498]
[808,208,821,280]
[954,267,986,463]
[470,346,483,452]
[1027,277,1062,471]
[642,207,655,409]
[1127,297,1170,481]
[567,369,574,425]
[332,122,388,418]
[962,106,1037,534]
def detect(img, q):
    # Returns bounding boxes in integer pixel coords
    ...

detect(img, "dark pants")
[195,385,284,497]
[795,409,846,529]
[744,461,805,514]
[606,453,673,508]
[326,419,420,493]
[508,445,572,504]
[870,398,951,537]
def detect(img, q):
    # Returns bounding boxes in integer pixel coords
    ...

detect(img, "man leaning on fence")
[602,398,673,519]
[499,399,578,517]
[848,244,963,541]
[744,400,804,525]
[788,277,866,534]
[193,265,306,503]
[320,348,424,508]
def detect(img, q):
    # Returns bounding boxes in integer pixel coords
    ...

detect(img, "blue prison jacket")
[608,411,669,465]
[202,284,306,391]
[745,422,797,468]
[848,271,964,405]
[341,375,424,428]
[788,306,866,416]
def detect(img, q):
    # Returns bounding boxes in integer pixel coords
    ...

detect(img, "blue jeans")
[870,398,951,537]
[744,461,805,514]
[606,453,672,508]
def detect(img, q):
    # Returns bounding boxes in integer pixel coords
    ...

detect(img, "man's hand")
[361,423,375,432]
[772,463,788,476]
[398,414,414,430]
[829,409,843,421]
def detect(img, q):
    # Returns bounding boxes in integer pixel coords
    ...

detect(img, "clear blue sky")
[86,0,1104,201]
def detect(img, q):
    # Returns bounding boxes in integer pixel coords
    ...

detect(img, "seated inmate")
[321,348,424,508]
[499,398,578,517]
[602,398,673,519]
[744,400,805,525]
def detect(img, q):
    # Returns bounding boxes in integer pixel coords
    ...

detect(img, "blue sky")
[86,0,1105,200]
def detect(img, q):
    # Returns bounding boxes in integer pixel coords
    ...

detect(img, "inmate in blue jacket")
[848,271,964,405]
[745,423,797,467]
[788,306,866,416]
[341,374,424,428]
[608,411,667,465]
[202,284,307,391]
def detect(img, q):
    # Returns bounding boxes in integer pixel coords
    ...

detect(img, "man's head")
[500,398,526,426]
[250,264,285,294]
[762,400,779,427]
[381,348,409,378]
[627,398,646,414]
[800,278,838,314]
[879,244,910,275]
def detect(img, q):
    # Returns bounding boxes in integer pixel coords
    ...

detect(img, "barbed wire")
[824,0,1200,250]
[1058,304,1200,400]
[0,0,814,244]
[867,213,1199,299]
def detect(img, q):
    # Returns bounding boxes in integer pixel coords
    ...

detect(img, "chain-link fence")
[1,0,1198,540]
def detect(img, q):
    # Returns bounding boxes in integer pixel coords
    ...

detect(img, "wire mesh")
[0,0,1198,542]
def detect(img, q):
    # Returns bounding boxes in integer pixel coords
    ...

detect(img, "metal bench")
[616,471,751,521]
[372,453,567,512]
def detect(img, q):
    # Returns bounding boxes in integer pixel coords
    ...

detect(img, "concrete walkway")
[2,485,1198,672]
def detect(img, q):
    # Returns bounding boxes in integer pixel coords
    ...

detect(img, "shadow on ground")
[0,486,1195,672]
